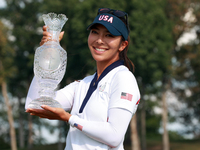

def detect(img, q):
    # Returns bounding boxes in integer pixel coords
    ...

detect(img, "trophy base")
[28,96,62,109]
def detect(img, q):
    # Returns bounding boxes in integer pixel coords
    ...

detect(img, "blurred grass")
[124,139,200,150]
[2,139,200,150]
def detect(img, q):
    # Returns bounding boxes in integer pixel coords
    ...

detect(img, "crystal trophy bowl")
[28,13,68,109]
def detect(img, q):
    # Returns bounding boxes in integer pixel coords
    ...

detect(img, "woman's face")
[88,24,128,66]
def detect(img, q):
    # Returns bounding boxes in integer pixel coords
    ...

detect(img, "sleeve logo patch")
[74,123,83,131]
[121,92,133,101]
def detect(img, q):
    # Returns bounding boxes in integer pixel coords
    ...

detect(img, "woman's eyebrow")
[91,26,110,33]
[91,26,99,30]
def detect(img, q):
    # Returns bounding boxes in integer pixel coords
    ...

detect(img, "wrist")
[68,115,76,127]
[64,112,72,122]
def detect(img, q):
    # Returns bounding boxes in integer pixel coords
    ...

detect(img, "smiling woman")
[88,24,128,77]
[25,8,141,150]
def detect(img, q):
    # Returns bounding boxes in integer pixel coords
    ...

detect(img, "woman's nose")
[96,35,104,44]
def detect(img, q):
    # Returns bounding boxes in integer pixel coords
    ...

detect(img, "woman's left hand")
[26,105,71,122]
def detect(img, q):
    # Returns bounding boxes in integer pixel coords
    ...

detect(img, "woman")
[26,8,140,150]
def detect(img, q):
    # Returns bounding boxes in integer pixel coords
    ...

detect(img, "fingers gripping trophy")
[28,13,68,109]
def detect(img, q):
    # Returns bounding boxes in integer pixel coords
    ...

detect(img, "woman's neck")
[96,59,120,80]
[96,62,107,80]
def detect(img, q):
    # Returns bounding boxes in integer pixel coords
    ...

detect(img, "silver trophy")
[28,13,68,109]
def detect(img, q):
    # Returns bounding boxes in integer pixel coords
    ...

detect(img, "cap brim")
[87,22,122,36]
[87,13,129,40]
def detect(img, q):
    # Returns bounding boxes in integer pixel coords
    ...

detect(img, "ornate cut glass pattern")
[28,13,68,109]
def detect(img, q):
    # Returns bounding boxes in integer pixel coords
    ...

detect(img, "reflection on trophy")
[28,13,68,109]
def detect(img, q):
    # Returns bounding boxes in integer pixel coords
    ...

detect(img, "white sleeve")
[56,81,79,111]
[68,108,133,148]
[109,70,140,114]
[25,76,78,111]
[25,76,40,109]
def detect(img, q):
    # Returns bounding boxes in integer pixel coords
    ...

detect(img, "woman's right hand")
[39,26,65,46]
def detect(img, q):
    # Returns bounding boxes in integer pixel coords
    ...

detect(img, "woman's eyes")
[106,34,114,37]
[91,30,114,37]
[91,30,98,34]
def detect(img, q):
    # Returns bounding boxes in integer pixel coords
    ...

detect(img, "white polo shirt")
[56,60,140,150]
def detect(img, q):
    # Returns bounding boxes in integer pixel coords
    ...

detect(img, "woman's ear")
[119,41,128,52]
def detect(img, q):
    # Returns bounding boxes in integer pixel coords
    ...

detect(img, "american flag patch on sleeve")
[121,92,133,101]
[74,123,83,131]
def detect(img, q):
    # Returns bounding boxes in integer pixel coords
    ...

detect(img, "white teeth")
[95,48,105,52]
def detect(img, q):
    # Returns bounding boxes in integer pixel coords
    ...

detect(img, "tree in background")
[0,21,17,150]
[127,0,173,150]
[0,0,56,148]
[167,0,200,138]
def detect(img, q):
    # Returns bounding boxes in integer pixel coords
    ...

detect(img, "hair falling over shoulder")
[119,36,135,72]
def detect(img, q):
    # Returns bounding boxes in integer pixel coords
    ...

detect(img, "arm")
[27,105,132,148]
[25,76,40,109]
[68,70,140,147]
[68,108,133,148]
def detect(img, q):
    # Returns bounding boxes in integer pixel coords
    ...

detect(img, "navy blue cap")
[87,13,129,41]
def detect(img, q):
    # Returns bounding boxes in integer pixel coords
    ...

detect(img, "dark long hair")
[118,17,135,72]
[119,36,134,72]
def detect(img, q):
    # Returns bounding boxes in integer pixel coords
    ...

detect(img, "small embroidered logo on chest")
[99,82,107,92]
